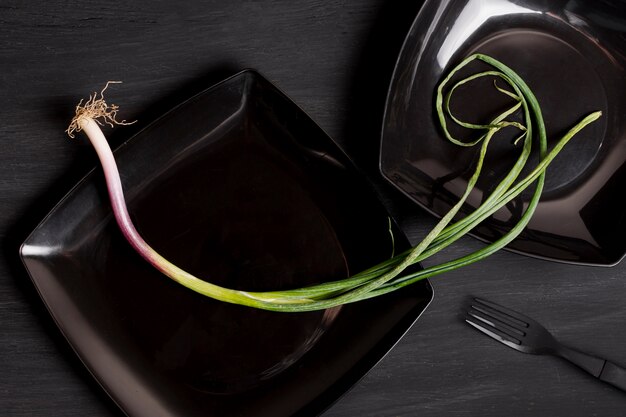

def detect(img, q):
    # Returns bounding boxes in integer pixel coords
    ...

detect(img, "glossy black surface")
[20,72,432,417]
[381,0,626,266]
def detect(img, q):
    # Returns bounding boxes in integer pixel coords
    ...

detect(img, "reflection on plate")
[21,71,432,416]
[380,0,626,266]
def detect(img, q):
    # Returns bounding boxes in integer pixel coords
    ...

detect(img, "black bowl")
[381,0,626,266]
[21,71,432,416]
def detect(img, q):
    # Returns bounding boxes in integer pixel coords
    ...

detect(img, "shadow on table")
[341,0,425,175]
[341,0,429,229]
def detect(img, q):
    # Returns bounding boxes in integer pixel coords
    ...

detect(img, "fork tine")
[465,315,523,350]
[473,297,530,328]
[467,306,526,337]
[470,303,527,332]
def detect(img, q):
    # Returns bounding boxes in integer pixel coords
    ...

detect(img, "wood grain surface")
[1,1,625,416]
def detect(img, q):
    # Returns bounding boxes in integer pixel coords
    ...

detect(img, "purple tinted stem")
[79,119,161,266]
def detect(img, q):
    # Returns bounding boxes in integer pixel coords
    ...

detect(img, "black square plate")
[381,0,626,266]
[21,71,432,416]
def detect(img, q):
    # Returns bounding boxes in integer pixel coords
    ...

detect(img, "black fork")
[465,297,626,392]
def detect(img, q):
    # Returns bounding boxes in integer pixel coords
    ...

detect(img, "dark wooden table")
[2,1,625,415]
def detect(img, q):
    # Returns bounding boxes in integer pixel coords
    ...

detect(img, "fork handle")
[598,361,626,392]
[556,346,605,376]
[557,346,626,392]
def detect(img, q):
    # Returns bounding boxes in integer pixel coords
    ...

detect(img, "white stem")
[78,118,152,257]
